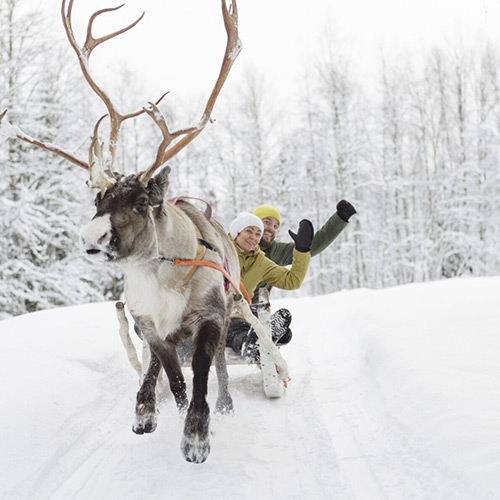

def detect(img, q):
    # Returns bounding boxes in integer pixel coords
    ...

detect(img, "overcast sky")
[31,0,500,104]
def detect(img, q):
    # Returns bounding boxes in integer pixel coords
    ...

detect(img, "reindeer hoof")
[215,396,234,415]
[133,416,157,434]
[181,435,210,464]
[133,405,157,434]
[181,406,211,463]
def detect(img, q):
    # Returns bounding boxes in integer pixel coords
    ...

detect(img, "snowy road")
[1,277,499,499]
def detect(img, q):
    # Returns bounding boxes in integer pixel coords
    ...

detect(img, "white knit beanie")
[229,212,264,239]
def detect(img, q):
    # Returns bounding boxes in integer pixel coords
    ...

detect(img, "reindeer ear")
[147,165,171,205]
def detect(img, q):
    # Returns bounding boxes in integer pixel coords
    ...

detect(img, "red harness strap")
[172,258,250,304]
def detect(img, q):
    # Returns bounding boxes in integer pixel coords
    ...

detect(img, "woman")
[227,211,313,360]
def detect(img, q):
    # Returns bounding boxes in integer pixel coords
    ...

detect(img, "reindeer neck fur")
[153,202,200,262]
[121,202,205,331]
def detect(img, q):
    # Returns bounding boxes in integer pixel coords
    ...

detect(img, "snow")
[0,117,24,140]
[1,276,499,500]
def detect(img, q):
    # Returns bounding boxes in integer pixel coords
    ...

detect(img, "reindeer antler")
[0,108,89,170]
[2,1,241,193]
[137,0,242,185]
[62,0,156,192]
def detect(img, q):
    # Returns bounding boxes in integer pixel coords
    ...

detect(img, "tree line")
[1,0,499,317]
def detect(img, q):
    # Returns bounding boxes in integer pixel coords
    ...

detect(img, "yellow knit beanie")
[252,204,281,225]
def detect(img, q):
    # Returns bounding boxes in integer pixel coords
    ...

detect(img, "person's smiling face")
[259,217,280,249]
[235,225,262,252]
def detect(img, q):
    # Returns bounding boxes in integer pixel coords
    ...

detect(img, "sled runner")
[253,289,288,398]
[115,288,289,399]
[228,289,287,398]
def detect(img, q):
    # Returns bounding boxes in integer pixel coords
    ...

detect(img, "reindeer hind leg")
[214,320,233,415]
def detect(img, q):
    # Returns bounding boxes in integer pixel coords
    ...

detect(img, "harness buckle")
[158,256,175,265]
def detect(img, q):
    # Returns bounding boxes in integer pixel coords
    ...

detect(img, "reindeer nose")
[79,233,100,254]
[97,232,108,244]
[80,213,113,249]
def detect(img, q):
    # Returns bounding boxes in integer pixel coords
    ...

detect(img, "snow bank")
[1,277,499,499]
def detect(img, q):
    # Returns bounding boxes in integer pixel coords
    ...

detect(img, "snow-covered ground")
[1,276,499,500]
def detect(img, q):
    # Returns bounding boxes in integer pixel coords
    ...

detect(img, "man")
[252,200,357,302]
[228,200,356,361]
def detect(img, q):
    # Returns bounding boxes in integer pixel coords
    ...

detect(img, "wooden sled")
[115,289,289,399]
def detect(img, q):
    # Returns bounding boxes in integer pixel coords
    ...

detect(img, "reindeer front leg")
[152,337,189,412]
[135,317,189,410]
[181,320,221,463]
[133,352,161,434]
[133,317,189,436]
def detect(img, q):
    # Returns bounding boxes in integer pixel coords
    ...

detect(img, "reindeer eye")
[133,197,149,214]
[94,193,102,207]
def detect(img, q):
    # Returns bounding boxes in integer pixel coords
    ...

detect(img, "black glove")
[288,219,314,253]
[336,200,357,222]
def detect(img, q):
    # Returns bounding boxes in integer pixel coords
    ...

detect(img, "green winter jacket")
[252,212,348,302]
[231,240,311,300]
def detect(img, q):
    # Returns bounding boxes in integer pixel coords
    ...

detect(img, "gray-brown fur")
[80,165,239,463]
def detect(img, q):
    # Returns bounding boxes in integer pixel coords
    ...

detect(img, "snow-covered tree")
[4,2,500,318]
[0,0,122,318]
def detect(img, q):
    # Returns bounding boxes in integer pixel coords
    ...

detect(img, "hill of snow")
[1,276,499,500]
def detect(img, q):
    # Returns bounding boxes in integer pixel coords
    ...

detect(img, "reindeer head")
[80,165,171,263]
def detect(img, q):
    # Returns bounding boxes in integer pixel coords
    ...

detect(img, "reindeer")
[1,0,242,463]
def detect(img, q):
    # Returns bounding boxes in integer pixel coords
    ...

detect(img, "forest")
[1,0,500,318]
